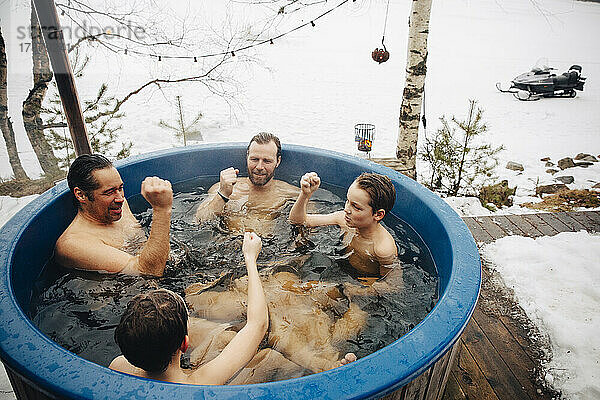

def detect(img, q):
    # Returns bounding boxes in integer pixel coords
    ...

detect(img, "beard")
[248,167,275,186]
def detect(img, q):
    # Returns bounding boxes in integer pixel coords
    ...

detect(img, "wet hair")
[247,132,281,159]
[114,289,189,374]
[354,173,396,215]
[67,154,113,204]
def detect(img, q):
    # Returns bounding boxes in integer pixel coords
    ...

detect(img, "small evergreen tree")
[158,96,203,146]
[42,52,132,169]
[419,99,504,196]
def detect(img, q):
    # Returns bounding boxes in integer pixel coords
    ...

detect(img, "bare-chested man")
[55,154,173,276]
[195,133,299,234]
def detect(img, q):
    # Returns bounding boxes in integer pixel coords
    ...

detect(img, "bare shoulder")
[55,219,99,252]
[109,356,137,375]
[54,228,103,268]
[374,226,397,260]
[207,182,220,194]
[275,179,301,196]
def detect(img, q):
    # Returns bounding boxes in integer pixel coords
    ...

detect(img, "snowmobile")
[496,64,586,101]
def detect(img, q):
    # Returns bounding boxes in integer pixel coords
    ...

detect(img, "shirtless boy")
[289,172,398,278]
[195,133,298,233]
[55,154,173,276]
[109,232,268,385]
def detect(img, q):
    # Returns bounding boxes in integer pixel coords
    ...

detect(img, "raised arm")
[189,232,268,385]
[55,177,172,277]
[195,167,238,223]
[289,172,343,227]
[133,177,173,276]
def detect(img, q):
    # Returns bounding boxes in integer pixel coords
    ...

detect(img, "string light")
[118,0,349,62]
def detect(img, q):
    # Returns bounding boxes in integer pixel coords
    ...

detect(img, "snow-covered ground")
[1,0,600,398]
[482,232,600,400]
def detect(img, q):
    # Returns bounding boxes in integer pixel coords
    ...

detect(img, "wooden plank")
[441,372,466,400]
[535,212,574,233]
[426,350,450,400]
[462,317,530,400]
[490,215,527,236]
[505,215,544,238]
[497,314,547,369]
[434,342,461,400]
[423,342,456,400]
[554,212,587,232]
[403,368,431,400]
[372,158,406,173]
[473,308,544,400]
[585,210,600,222]
[520,214,556,236]
[578,211,600,232]
[475,216,509,240]
[463,217,494,244]
[568,212,600,232]
[380,384,407,400]
[442,373,466,400]
[453,340,500,400]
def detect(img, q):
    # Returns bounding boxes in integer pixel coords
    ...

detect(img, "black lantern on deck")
[355,123,375,154]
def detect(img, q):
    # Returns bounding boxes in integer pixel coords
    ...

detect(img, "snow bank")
[482,232,600,399]
[0,195,39,229]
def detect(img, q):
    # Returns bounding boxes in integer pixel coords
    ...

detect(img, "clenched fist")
[242,231,262,262]
[299,172,320,196]
[219,167,239,198]
[141,176,173,211]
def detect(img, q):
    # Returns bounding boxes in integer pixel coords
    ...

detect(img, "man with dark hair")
[110,232,269,385]
[195,133,298,233]
[55,154,173,276]
[289,172,398,278]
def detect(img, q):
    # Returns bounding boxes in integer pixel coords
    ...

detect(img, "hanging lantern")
[373,0,391,64]
[372,47,390,64]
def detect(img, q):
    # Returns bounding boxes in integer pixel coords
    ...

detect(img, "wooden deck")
[442,211,600,400]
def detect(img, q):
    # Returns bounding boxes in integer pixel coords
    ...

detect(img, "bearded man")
[195,133,298,233]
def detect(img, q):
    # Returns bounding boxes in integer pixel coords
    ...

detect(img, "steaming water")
[29,177,438,381]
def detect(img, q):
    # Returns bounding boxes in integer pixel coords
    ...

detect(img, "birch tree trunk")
[396,0,433,180]
[22,5,61,178]
[0,27,29,180]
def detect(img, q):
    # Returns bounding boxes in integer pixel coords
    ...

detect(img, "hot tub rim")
[0,143,481,399]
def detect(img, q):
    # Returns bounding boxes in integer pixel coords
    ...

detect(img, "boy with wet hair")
[289,172,398,278]
[110,232,268,384]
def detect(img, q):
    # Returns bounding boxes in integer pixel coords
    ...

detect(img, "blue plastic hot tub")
[0,144,480,399]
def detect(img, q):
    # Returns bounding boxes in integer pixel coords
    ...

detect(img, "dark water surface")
[30,177,438,378]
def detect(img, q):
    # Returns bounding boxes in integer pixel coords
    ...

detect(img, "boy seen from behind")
[109,232,268,385]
